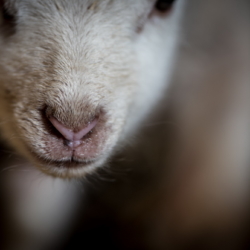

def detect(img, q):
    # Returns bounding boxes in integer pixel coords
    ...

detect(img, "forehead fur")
[6,0,153,20]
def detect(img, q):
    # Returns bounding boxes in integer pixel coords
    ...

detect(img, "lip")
[43,158,95,168]
[29,149,97,169]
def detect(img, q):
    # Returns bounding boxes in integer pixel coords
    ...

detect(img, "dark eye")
[1,1,16,36]
[155,0,176,13]
[2,5,15,21]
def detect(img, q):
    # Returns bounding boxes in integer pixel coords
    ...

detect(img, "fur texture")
[0,0,181,178]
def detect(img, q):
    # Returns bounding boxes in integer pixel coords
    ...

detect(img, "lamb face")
[0,0,180,178]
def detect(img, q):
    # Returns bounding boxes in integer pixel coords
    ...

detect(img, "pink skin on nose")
[49,116,98,148]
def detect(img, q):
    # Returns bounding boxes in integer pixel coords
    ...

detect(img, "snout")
[17,96,116,177]
[40,103,106,162]
[11,81,125,177]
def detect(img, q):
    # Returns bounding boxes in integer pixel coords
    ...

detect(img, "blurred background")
[1,0,250,249]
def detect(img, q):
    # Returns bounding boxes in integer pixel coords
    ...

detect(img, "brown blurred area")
[1,0,250,249]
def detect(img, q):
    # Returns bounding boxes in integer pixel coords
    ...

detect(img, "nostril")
[49,116,74,141]
[48,116,98,146]
[73,118,98,140]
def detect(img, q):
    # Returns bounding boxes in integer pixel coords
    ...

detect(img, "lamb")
[0,0,181,178]
[0,0,183,249]
[0,0,249,249]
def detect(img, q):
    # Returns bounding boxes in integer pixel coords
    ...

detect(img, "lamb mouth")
[33,154,97,169]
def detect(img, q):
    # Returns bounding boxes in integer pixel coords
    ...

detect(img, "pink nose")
[49,116,98,148]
